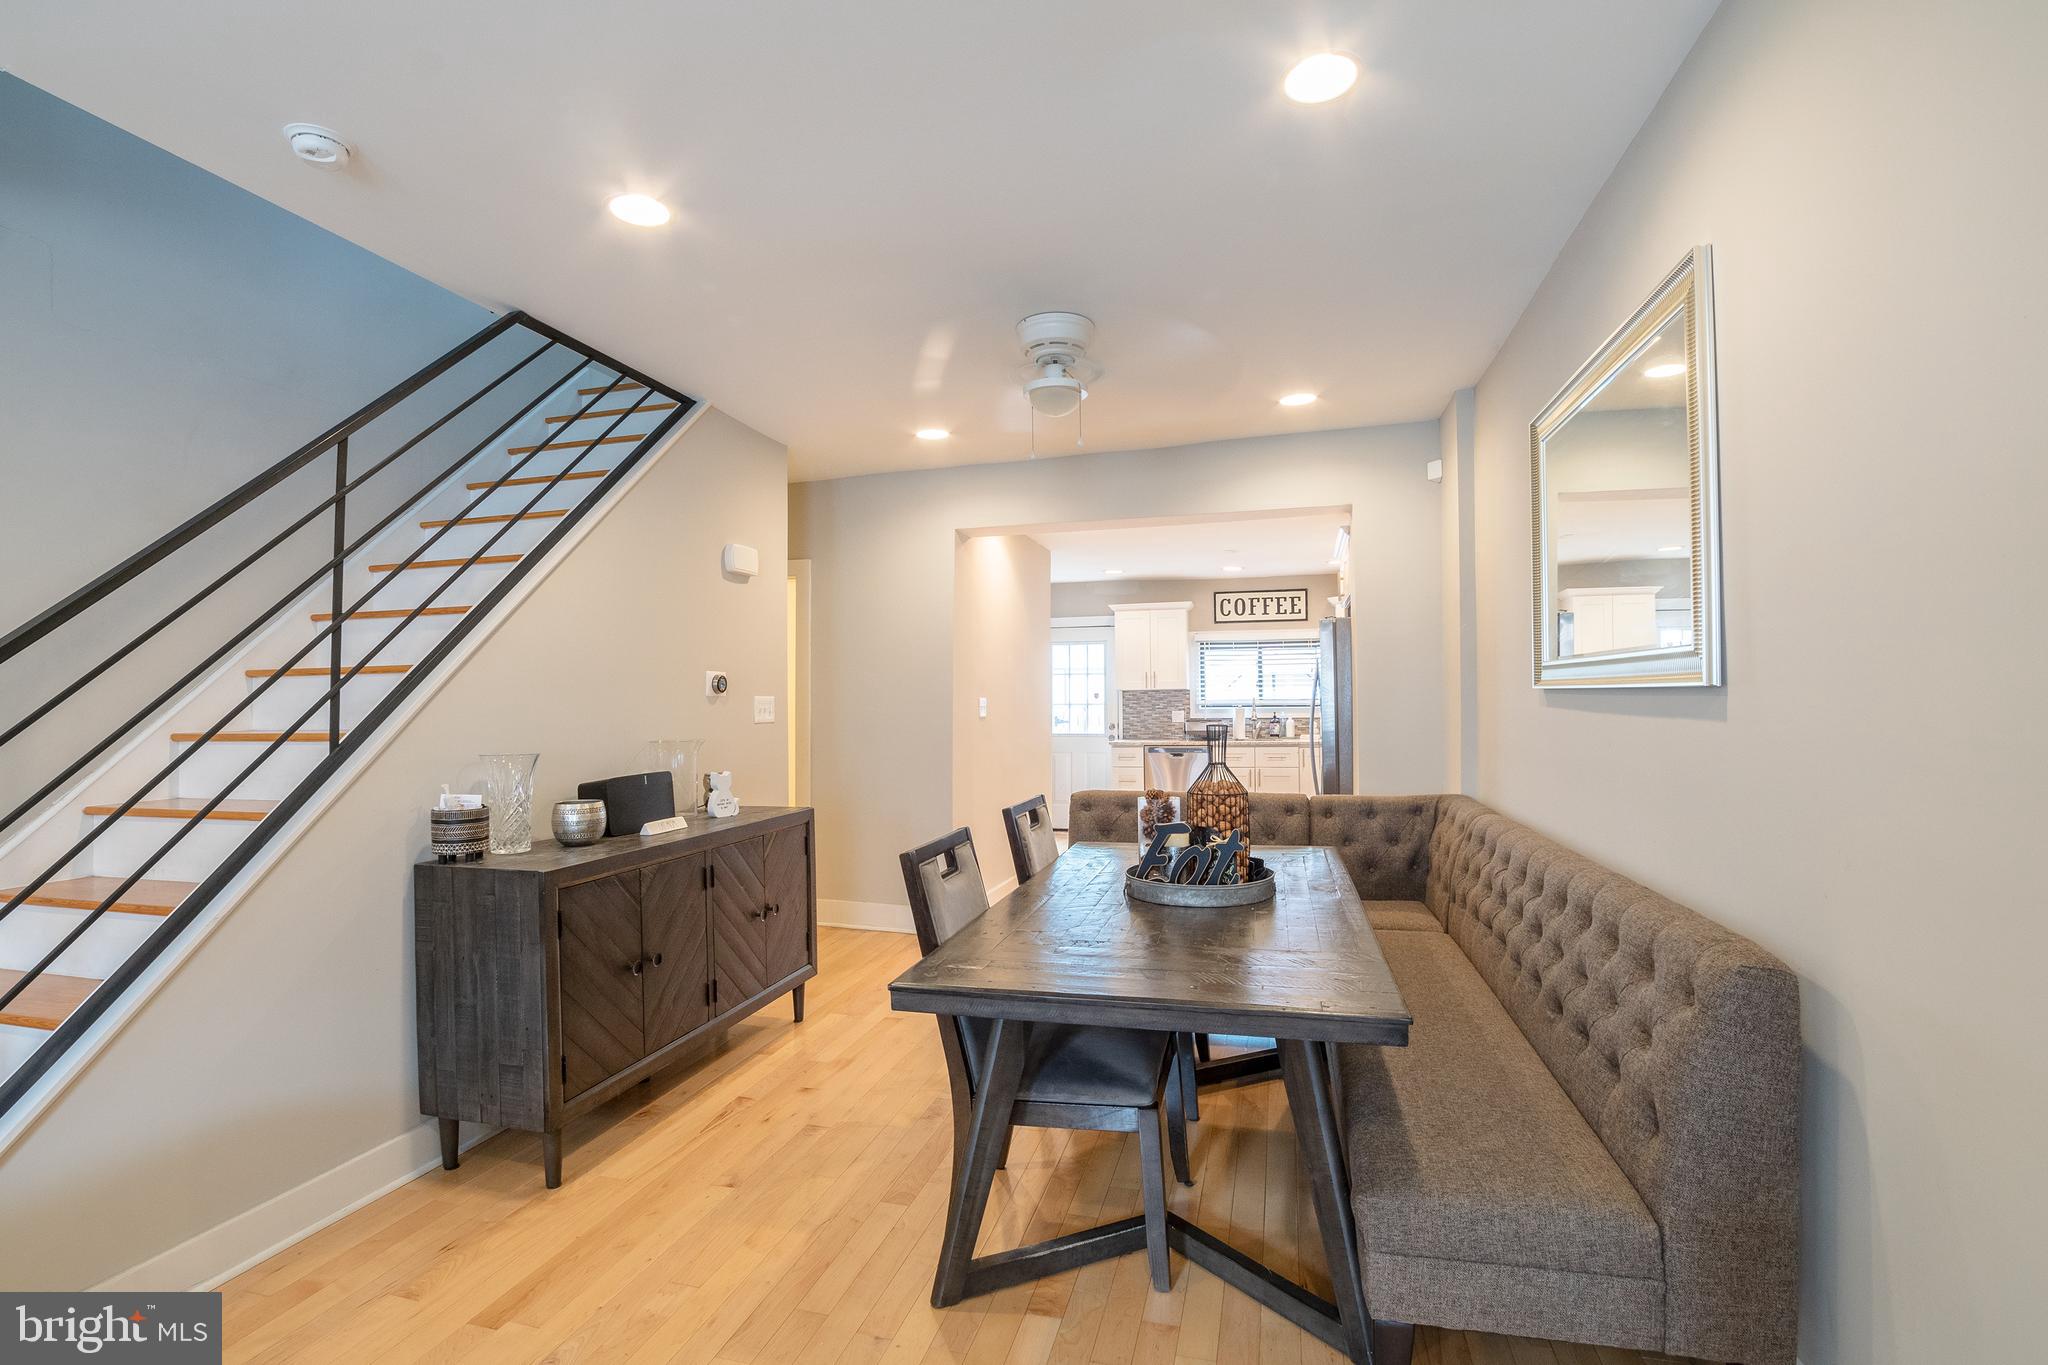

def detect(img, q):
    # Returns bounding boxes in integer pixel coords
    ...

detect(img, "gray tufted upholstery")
[1397,796,1803,1364]
[1310,794,1439,903]
[1065,789,1310,845]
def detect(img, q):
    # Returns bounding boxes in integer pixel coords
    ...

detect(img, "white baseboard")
[95,1120,497,1292]
[818,899,914,933]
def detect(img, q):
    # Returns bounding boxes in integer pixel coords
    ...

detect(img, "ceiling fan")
[1014,311,1103,454]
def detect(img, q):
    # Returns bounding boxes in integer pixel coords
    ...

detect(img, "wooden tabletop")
[889,843,1410,1046]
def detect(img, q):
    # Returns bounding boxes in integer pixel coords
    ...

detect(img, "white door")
[1051,626,1114,827]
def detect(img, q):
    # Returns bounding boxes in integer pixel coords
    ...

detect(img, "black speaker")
[576,771,675,836]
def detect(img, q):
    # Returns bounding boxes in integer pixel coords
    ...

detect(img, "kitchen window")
[1051,640,1108,734]
[1194,636,1318,710]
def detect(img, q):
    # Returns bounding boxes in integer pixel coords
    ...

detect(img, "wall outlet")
[753,695,775,723]
[1171,708,1186,724]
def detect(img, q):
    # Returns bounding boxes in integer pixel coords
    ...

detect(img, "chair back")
[1001,794,1059,884]
[899,827,992,957]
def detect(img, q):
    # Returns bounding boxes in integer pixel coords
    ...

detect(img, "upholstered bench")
[1060,789,1802,1363]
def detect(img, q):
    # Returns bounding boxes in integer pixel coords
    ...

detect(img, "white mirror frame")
[1531,245,1723,688]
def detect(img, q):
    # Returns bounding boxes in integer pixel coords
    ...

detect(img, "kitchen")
[1038,509,1354,829]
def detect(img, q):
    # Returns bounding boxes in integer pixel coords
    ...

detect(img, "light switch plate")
[753,695,775,723]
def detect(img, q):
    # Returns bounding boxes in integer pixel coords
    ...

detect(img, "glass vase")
[480,752,539,854]
[644,738,706,814]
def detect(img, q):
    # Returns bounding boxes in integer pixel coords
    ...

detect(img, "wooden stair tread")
[2,876,194,918]
[83,798,277,822]
[466,469,609,490]
[505,434,645,455]
[419,510,565,529]
[545,404,675,423]
[170,730,339,743]
[246,664,413,677]
[577,381,646,395]
[371,555,521,573]
[311,605,470,621]
[0,968,98,1030]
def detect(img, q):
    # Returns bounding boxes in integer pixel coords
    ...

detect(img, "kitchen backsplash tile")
[1119,689,1191,740]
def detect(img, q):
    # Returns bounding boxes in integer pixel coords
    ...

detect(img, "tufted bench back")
[1308,795,1439,902]
[1423,796,1802,1362]
[1064,789,1310,845]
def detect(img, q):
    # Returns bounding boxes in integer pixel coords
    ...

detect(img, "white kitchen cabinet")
[1558,586,1659,656]
[1111,603,1191,691]
[1110,746,1143,791]
[1251,744,1307,794]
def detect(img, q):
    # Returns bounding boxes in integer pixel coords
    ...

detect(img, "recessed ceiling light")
[1103,568,1124,576]
[1221,565,1243,574]
[1658,545,1685,553]
[915,428,950,441]
[1284,53,1359,104]
[606,193,671,227]
[1278,392,1320,407]
[1643,361,1687,379]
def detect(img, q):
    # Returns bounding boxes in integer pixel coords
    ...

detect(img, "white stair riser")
[238,673,407,731]
[0,905,158,978]
[172,740,327,801]
[406,516,557,561]
[85,813,256,881]
[358,560,516,611]
[0,1026,44,1077]
[461,479,604,519]
[336,608,466,663]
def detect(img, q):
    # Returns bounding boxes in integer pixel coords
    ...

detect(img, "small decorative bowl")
[552,799,608,846]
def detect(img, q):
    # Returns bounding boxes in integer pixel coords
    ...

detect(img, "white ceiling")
[0,2,1718,481]
[1027,511,1350,583]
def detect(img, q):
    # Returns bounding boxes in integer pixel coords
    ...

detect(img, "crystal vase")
[645,738,706,814]
[480,753,539,854]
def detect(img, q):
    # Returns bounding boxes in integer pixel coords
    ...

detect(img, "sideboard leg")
[542,1128,563,1189]
[793,983,806,1022]
[438,1117,460,1171]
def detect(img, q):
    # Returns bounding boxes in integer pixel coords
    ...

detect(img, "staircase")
[0,313,694,1116]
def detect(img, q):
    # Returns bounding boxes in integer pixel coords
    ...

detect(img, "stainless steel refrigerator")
[1308,616,1354,794]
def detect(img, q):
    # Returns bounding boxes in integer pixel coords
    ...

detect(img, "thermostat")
[706,671,730,697]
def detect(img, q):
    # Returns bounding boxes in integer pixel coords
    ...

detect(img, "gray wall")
[0,407,789,1290]
[790,422,1442,909]
[0,75,489,816]
[1466,2,2047,1360]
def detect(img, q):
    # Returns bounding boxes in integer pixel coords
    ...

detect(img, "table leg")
[1277,1038,1376,1362]
[932,1017,1031,1307]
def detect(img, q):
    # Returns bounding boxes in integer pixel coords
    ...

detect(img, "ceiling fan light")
[1025,373,1087,417]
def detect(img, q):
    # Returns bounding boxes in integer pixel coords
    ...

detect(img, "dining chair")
[901,826,1192,1292]
[1006,793,1206,1122]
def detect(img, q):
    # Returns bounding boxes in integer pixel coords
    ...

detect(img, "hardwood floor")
[219,927,1700,1365]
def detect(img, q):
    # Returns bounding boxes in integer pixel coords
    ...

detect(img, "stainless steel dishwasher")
[1143,743,1208,792]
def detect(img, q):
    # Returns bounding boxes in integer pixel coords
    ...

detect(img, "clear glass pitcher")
[479,752,539,854]
[644,738,707,814]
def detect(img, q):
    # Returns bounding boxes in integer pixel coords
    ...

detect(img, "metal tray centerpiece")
[1124,822,1275,907]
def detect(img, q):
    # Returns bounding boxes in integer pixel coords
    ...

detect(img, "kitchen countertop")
[1110,736,1308,747]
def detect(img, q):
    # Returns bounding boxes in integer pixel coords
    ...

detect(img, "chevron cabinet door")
[558,874,647,1099]
[710,837,773,1002]
[761,825,812,986]
[641,853,712,1051]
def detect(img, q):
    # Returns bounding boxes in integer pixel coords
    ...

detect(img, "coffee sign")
[1213,588,1309,623]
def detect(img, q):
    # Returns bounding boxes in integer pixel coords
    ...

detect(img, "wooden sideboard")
[415,805,816,1186]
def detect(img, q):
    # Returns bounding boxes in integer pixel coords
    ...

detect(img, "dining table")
[888,841,1413,1364]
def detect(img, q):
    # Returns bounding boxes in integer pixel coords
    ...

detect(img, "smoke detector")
[1015,312,1102,418]
[283,123,352,169]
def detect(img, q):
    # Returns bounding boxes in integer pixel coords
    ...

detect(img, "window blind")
[1195,638,1318,708]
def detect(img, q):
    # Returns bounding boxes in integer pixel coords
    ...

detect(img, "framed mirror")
[1531,246,1721,688]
